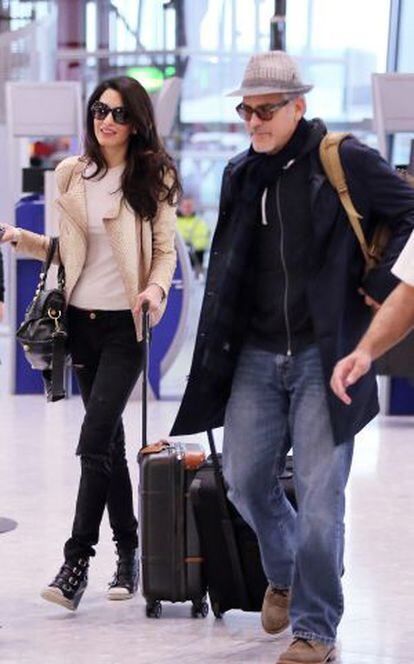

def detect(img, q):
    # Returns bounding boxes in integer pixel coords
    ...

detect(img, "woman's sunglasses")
[90,100,130,125]
[235,99,289,122]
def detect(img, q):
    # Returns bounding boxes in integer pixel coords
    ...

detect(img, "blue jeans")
[223,344,354,644]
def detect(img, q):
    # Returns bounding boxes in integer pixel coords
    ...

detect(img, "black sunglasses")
[236,99,290,122]
[90,100,131,125]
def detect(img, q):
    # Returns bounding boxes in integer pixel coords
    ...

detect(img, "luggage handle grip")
[141,301,150,449]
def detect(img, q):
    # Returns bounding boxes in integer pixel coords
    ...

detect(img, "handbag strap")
[25,238,59,317]
[48,330,67,402]
[43,237,58,276]
[37,237,61,294]
[57,262,65,291]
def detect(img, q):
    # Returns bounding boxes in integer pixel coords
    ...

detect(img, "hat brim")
[226,84,313,97]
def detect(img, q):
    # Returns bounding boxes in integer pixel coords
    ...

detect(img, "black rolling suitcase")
[137,305,208,619]
[190,430,296,618]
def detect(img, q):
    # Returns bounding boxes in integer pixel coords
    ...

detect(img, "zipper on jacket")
[276,177,292,357]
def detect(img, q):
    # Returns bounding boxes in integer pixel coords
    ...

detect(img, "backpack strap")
[319,132,372,266]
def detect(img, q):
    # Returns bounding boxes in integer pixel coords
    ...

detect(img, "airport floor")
[1,280,414,663]
[1,392,414,664]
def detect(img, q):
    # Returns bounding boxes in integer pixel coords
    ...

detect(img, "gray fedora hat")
[227,50,313,97]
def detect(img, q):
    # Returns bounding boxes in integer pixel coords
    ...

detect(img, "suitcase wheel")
[212,601,223,619]
[191,598,209,619]
[146,600,162,618]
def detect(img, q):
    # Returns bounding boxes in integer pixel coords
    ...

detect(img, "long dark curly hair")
[83,76,181,220]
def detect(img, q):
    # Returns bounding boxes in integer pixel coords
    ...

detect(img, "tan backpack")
[319,133,414,376]
[319,132,390,271]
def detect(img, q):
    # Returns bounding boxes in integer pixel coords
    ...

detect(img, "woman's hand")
[0,223,17,244]
[133,284,164,318]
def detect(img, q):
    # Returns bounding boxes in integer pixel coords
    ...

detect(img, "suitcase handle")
[141,302,150,449]
[206,431,228,511]
[206,429,250,609]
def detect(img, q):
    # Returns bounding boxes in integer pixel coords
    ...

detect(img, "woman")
[0,76,179,610]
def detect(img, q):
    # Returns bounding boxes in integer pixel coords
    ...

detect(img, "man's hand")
[358,288,380,311]
[0,301,3,323]
[133,284,164,317]
[330,349,372,405]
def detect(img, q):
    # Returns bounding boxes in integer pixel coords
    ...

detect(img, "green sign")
[127,66,176,93]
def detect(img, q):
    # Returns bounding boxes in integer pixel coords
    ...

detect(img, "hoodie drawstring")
[261,188,268,226]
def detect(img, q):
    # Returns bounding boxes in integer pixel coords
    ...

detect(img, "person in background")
[170,51,414,664]
[0,247,4,322]
[177,196,210,279]
[0,76,179,611]
[331,230,414,404]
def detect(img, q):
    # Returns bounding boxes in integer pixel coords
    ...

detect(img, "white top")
[392,229,414,286]
[69,162,131,310]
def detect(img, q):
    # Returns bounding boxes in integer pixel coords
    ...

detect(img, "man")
[331,231,414,404]
[177,196,210,279]
[171,51,414,663]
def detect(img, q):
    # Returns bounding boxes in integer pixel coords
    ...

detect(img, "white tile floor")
[1,390,414,664]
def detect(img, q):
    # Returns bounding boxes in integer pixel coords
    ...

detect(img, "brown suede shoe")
[261,584,291,634]
[277,638,336,663]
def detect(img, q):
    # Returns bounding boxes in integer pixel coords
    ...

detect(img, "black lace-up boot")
[107,549,139,600]
[41,558,89,610]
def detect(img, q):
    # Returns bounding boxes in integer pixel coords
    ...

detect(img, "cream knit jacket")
[14,156,177,340]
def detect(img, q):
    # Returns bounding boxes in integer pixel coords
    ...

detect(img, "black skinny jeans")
[64,306,143,561]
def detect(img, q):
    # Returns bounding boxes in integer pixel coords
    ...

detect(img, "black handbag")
[16,237,68,402]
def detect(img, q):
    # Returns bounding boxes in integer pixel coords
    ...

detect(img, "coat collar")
[55,160,88,237]
[56,161,126,233]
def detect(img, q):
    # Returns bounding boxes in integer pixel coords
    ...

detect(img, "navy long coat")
[171,129,414,444]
